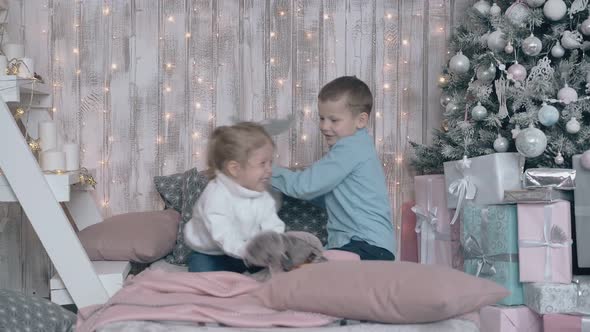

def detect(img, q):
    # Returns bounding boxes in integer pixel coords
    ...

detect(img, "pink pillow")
[253,260,509,324]
[323,250,360,261]
[78,210,180,263]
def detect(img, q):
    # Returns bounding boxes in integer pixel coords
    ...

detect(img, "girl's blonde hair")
[206,122,274,179]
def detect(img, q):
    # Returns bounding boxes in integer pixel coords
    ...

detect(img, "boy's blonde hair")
[206,122,273,178]
[318,76,373,116]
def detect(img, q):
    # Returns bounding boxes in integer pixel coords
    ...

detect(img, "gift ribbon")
[519,205,572,281]
[448,156,477,225]
[462,208,518,277]
[412,178,439,264]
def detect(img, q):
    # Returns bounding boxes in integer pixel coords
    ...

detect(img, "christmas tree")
[411,0,590,174]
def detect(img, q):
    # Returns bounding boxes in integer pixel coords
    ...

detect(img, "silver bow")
[463,235,519,278]
[448,158,477,225]
[411,177,442,264]
[519,205,572,281]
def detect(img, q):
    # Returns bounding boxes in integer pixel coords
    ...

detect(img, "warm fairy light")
[403,87,408,91]
[185,32,191,38]
[396,155,404,164]
[304,108,311,115]
[438,27,444,32]
[404,60,408,64]
[386,13,393,19]
[402,39,408,45]
[306,32,313,39]
[165,112,171,120]
[166,63,173,69]
[324,14,329,20]
[76,69,81,74]
[73,48,79,54]
[197,77,203,83]
[102,200,109,207]
[165,86,171,92]
[277,79,284,85]
[157,136,162,144]
[208,113,215,120]
[384,83,390,89]
[104,87,109,92]
[302,135,307,141]
[270,58,275,64]
[168,16,175,22]
[103,7,110,15]
[279,11,286,16]
[111,63,117,70]
[270,32,276,37]
[438,76,447,85]
[192,132,200,138]
[52,107,57,112]
[376,112,381,118]
[195,102,201,109]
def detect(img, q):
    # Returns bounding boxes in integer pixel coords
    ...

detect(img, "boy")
[271,76,396,260]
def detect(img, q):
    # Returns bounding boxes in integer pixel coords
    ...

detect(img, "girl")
[184,122,285,273]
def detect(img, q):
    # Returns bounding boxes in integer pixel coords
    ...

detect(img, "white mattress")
[99,318,479,332]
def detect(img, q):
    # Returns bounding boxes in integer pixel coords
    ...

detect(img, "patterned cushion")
[164,168,210,265]
[278,195,328,245]
[154,172,184,213]
[0,289,76,332]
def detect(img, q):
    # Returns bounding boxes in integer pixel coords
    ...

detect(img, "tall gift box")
[399,201,418,262]
[412,175,456,267]
[462,203,523,305]
[544,314,590,332]
[517,201,572,283]
[573,155,590,269]
[480,305,541,332]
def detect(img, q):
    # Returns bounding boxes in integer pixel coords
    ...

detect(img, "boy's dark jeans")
[334,239,395,261]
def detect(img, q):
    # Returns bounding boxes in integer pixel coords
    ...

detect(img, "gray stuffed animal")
[243,231,326,276]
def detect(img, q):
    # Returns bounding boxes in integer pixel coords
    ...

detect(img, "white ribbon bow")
[448,156,477,225]
[519,205,572,281]
[411,178,439,264]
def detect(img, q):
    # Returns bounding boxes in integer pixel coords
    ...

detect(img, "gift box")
[517,201,572,283]
[573,155,590,269]
[523,277,590,315]
[443,153,522,211]
[462,203,523,305]
[479,305,541,332]
[399,201,418,263]
[543,314,590,332]
[413,175,455,266]
[503,188,573,204]
[522,168,576,190]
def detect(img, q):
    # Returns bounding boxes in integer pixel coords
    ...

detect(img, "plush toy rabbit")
[243,231,326,277]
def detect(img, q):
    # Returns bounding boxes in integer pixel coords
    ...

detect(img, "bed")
[83,259,481,332]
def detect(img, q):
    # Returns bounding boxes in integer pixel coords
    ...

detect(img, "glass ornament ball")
[449,51,470,74]
[515,125,547,158]
[543,0,567,21]
[526,0,546,8]
[557,85,578,104]
[493,134,509,152]
[473,0,491,15]
[440,93,453,108]
[476,64,497,83]
[504,42,514,54]
[554,152,564,165]
[580,150,590,170]
[522,34,543,56]
[445,102,460,113]
[551,41,565,58]
[487,30,507,52]
[566,117,581,134]
[537,103,559,127]
[471,102,488,121]
[505,1,531,27]
[507,62,527,81]
[580,18,590,36]
[490,3,501,16]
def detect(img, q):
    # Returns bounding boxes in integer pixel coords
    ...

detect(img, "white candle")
[18,57,34,78]
[41,150,66,171]
[3,43,24,61]
[38,121,57,151]
[62,143,79,171]
[0,55,7,76]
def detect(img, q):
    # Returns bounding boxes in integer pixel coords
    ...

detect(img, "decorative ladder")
[0,77,109,308]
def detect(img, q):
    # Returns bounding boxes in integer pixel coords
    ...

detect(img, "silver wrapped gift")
[523,276,590,315]
[522,168,576,190]
[503,188,573,203]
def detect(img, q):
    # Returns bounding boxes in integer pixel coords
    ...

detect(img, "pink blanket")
[76,270,336,332]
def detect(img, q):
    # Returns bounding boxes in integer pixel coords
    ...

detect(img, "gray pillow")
[164,168,210,265]
[0,289,76,332]
[278,195,328,245]
[154,172,184,213]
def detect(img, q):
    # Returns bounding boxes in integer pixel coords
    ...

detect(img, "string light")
[386,13,393,19]
[279,11,286,16]
[383,83,390,89]
[111,63,117,70]
[195,102,201,109]
[168,16,175,22]
[73,48,79,54]
[185,32,191,38]
[270,58,275,64]
[165,86,171,92]
[323,14,329,20]
[166,63,173,70]
[402,39,408,45]
[376,112,381,118]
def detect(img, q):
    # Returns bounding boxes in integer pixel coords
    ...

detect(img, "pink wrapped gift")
[543,314,590,332]
[480,305,541,332]
[517,201,573,283]
[399,201,418,262]
[413,175,456,267]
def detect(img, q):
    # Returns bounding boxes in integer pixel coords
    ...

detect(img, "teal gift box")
[462,203,523,305]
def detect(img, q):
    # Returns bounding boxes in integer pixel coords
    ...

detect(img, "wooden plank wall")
[0,0,467,296]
